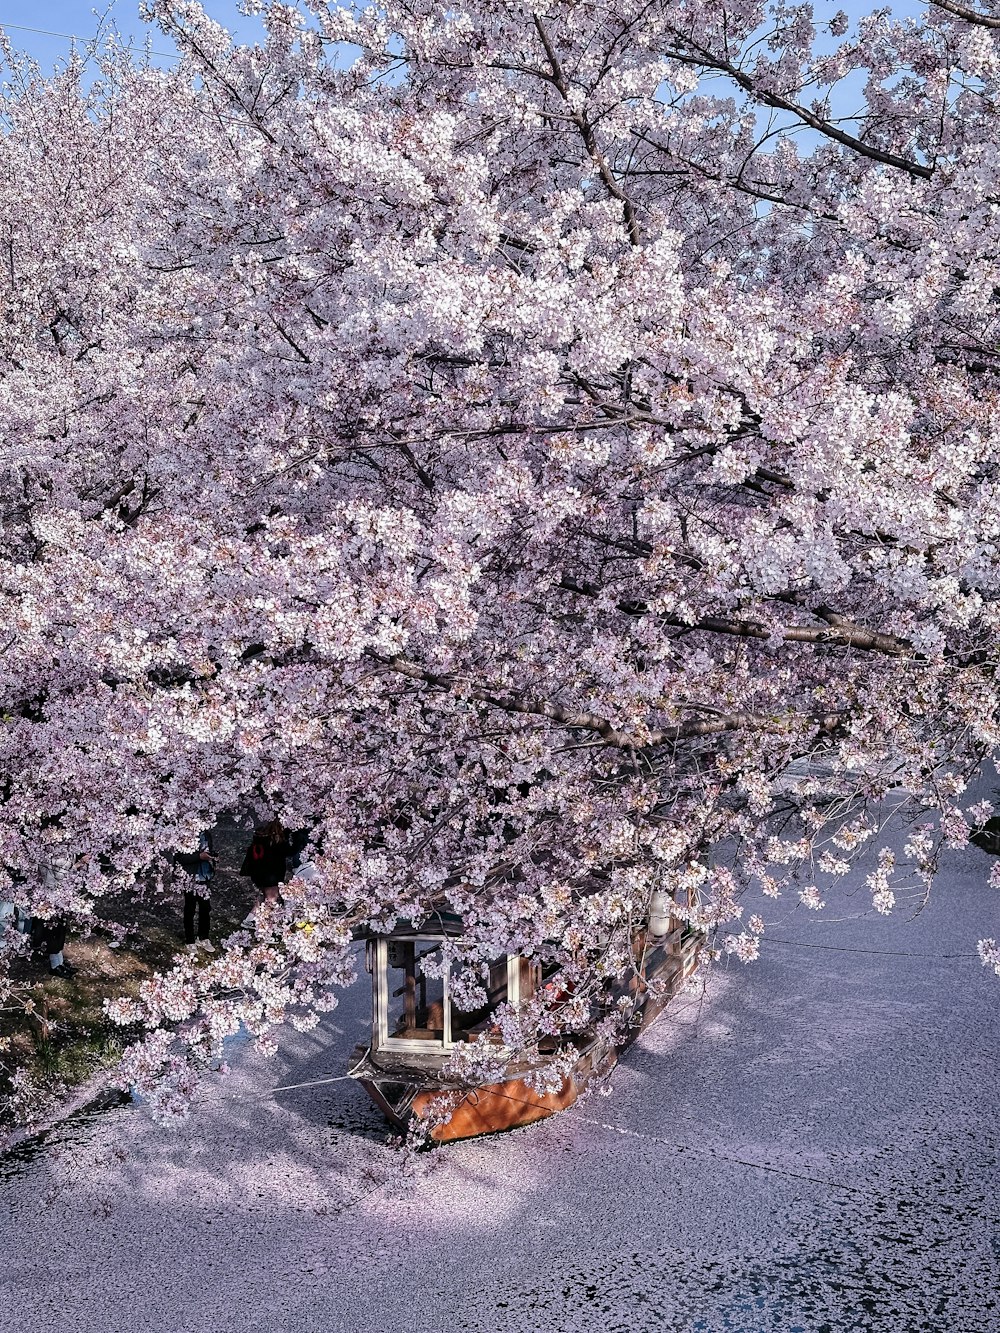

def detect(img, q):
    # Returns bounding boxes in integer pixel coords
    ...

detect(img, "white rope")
[765,937,980,959]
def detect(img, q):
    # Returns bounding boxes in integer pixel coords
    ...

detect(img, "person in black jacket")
[34,858,79,978]
[183,831,216,953]
[239,820,289,918]
[32,915,73,978]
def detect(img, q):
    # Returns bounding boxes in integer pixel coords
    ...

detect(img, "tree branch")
[557,577,912,657]
[560,578,912,655]
[663,36,933,180]
[532,14,642,245]
[931,0,1000,27]
[368,650,844,749]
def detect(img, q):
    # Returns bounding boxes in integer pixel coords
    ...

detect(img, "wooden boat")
[348,901,703,1142]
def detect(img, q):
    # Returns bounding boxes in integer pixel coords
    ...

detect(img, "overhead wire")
[0,20,180,59]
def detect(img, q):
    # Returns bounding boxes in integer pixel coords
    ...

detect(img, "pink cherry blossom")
[0,0,998,1120]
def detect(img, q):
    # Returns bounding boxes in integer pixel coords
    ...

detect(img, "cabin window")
[449,957,519,1044]
[374,940,527,1052]
[379,938,447,1050]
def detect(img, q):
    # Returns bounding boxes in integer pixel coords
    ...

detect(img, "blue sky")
[1,1,927,71]
[0,1,266,68]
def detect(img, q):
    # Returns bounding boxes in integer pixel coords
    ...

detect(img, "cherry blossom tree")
[0,0,998,1118]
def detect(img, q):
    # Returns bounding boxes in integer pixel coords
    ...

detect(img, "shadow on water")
[266,939,388,1144]
[270,1031,388,1146]
[0,1086,133,1182]
[0,955,383,1188]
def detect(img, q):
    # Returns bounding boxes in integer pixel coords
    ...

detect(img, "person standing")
[184,831,216,953]
[32,913,73,977]
[239,819,289,918]
[34,856,77,978]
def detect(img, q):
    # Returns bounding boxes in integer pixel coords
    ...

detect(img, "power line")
[0,21,179,60]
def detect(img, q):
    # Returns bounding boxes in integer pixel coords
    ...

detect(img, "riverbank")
[0,815,259,1134]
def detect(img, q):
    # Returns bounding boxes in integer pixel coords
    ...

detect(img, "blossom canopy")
[0,0,998,1116]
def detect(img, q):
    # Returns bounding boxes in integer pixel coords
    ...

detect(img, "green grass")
[1,921,189,1128]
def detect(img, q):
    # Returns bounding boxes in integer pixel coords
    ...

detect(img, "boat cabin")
[349,895,703,1142]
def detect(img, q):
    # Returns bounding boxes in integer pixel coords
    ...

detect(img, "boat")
[348,896,703,1142]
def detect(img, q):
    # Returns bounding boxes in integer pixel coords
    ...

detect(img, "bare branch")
[931,0,1000,27]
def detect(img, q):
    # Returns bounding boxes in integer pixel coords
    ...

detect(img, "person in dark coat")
[34,857,78,977]
[239,820,290,916]
[183,831,216,953]
[32,915,73,977]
